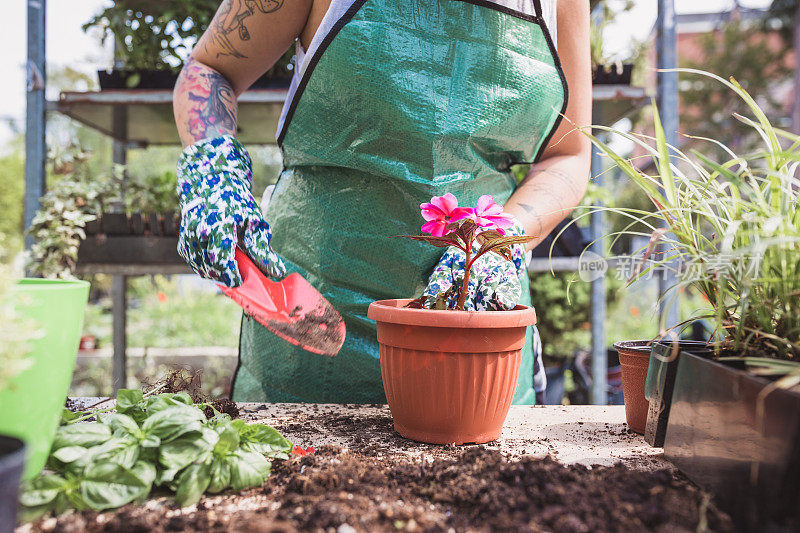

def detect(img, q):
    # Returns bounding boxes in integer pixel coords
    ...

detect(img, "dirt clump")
[205,398,241,419]
[35,446,734,533]
[146,366,205,402]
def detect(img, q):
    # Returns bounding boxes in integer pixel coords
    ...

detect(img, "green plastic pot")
[0,279,89,480]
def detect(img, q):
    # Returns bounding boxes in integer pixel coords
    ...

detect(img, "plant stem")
[67,383,169,424]
[456,243,472,311]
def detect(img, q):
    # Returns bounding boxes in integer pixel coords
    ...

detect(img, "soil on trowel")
[267,303,344,355]
[34,446,734,533]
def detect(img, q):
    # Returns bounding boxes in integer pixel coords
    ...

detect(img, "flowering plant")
[403,194,533,311]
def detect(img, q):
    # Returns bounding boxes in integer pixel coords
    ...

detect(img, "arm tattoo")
[517,166,582,207]
[511,165,584,236]
[205,0,285,59]
[176,57,238,143]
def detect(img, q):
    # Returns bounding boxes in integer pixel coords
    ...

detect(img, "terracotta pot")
[367,299,536,445]
[614,340,652,434]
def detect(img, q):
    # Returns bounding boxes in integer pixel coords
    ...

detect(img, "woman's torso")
[234,0,564,404]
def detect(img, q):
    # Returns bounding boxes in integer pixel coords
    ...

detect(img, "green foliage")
[586,69,800,360]
[26,146,120,279]
[83,1,297,77]
[21,389,292,520]
[531,272,591,359]
[127,276,241,348]
[0,151,25,255]
[680,19,792,157]
[125,169,179,214]
[531,272,623,360]
[83,0,220,71]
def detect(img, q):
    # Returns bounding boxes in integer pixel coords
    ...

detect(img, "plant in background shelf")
[590,0,642,85]
[125,169,179,214]
[83,0,219,72]
[83,0,296,88]
[26,146,120,279]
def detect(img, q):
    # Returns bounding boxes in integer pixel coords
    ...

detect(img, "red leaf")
[400,234,460,248]
[293,445,315,456]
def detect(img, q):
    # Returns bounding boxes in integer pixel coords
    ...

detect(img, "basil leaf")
[157,466,181,485]
[81,462,151,511]
[229,450,271,491]
[131,461,157,488]
[102,413,143,439]
[141,434,161,448]
[51,446,87,464]
[232,420,292,456]
[144,392,193,415]
[174,463,212,507]
[65,487,90,511]
[19,473,67,507]
[159,428,216,471]
[207,458,231,493]
[52,423,111,450]
[115,389,144,412]
[213,423,240,455]
[205,409,232,428]
[141,405,205,442]
[91,435,140,469]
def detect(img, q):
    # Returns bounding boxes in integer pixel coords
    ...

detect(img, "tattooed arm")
[504,0,592,250]
[173,0,315,146]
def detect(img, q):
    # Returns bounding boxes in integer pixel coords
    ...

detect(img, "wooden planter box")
[77,212,188,274]
[663,352,800,530]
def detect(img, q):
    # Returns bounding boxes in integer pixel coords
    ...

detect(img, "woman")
[173,0,591,404]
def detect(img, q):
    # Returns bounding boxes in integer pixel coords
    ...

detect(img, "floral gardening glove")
[177,135,286,287]
[422,218,527,311]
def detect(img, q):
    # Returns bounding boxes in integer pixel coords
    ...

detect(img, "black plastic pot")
[97,69,293,90]
[0,435,26,533]
[592,63,633,86]
[664,352,800,530]
[644,340,716,447]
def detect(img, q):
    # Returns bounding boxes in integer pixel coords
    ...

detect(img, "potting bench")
[67,398,664,469]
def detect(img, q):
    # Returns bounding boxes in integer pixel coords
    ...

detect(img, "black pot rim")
[0,434,26,461]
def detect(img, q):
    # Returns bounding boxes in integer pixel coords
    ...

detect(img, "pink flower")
[468,195,515,234]
[420,193,471,237]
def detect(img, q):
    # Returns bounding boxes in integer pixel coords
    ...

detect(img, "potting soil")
[29,445,733,533]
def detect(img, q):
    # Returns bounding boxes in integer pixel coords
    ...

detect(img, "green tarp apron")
[233,0,567,404]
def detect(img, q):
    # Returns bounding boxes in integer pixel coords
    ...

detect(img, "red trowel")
[218,248,345,356]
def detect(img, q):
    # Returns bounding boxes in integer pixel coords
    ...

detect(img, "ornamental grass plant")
[583,69,800,363]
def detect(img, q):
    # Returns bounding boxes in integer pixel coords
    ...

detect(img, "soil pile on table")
[33,446,734,533]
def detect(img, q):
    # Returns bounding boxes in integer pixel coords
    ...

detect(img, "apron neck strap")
[532,0,543,19]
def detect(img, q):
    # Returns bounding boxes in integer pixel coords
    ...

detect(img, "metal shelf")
[50,89,288,146]
[49,85,647,147]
